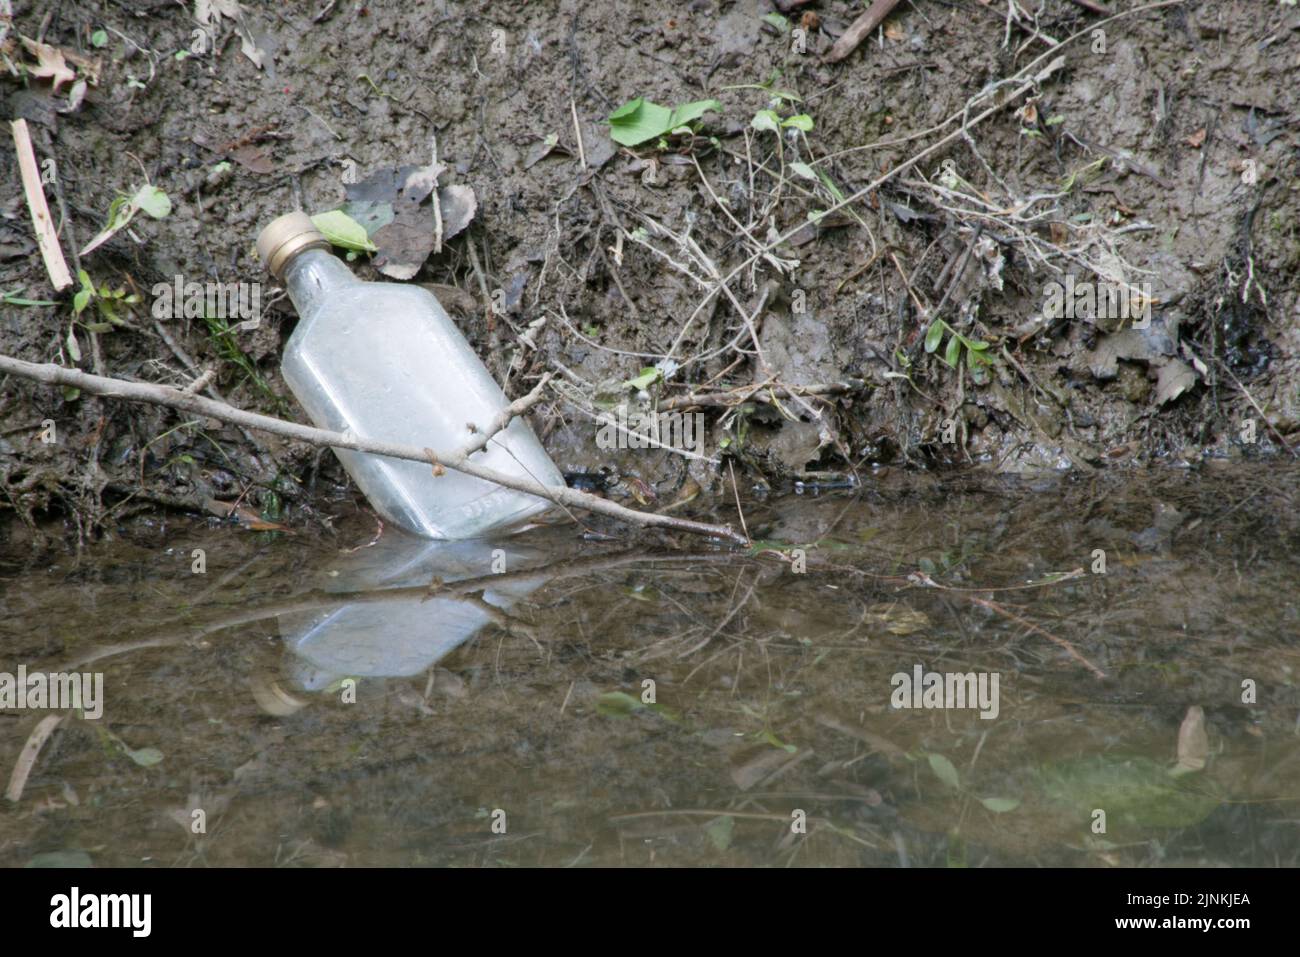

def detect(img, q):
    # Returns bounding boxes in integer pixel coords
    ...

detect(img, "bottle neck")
[282,247,355,315]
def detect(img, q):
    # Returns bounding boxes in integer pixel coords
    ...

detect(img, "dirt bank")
[2,0,1298,542]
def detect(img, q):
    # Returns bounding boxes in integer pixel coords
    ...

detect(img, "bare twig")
[430,133,445,255]
[453,372,552,459]
[0,354,748,545]
[965,593,1107,680]
[659,378,867,411]
[5,715,65,803]
[825,0,904,64]
[570,97,587,170]
[10,119,72,290]
[182,367,218,396]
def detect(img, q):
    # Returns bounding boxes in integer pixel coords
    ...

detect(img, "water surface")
[2,465,1298,867]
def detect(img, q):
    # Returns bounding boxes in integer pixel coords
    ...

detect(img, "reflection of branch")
[965,595,1107,680]
[0,355,747,545]
[41,551,746,673]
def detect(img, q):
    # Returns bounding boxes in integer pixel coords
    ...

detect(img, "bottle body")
[279,249,562,539]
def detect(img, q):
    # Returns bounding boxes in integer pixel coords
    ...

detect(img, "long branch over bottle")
[0,354,749,546]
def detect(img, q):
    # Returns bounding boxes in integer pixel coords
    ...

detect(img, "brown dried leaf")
[230,144,273,174]
[1154,357,1197,406]
[20,38,77,92]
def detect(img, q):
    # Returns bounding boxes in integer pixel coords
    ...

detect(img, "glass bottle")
[257,211,562,538]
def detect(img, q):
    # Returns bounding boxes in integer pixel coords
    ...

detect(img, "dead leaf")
[1175,705,1208,772]
[1088,329,1149,380]
[59,79,88,113]
[524,134,565,169]
[865,602,929,635]
[374,215,435,280]
[195,0,242,26]
[194,0,266,70]
[1184,127,1207,149]
[1153,357,1197,405]
[437,184,477,242]
[401,161,444,204]
[202,497,292,532]
[230,144,273,174]
[238,30,265,70]
[20,37,76,92]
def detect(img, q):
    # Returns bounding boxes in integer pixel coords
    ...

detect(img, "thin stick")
[430,134,445,255]
[825,0,904,63]
[659,378,867,411]
[10,119,72,290]
[570,97,587,170]
[966,594,1107,680]
[0,354,748,546]
[5,715,65,803]
[452,372,552,459]
[727,458,750,544]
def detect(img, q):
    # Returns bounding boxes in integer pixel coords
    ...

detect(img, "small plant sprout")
[80,181,172,257]
[72,269,141,331]
[750,104,818,218]
[925,317,993,380]
[606,97,722,149]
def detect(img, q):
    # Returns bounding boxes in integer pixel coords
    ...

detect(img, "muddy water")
[2,466,1298,867]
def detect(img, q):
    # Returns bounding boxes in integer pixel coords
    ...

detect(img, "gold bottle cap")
[256,211,329,278]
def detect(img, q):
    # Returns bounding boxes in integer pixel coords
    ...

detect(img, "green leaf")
[758,728,797,753]
[73,272,93,315]
[789,162,818,181]
[751,109,781,134]
[608,100,671,145]
[782,113,814,132]
[126,746,164,767]
[622,366,662,391]
[705,815,735,851]
[91,30,109,48]
[1039,755,1220,829]
[668,98,722,129]
[762,12,789,30]
[607,98,719,148]
[967,339,990,351]
[26,850,93,868]
[943,333,962,368]
[311,210,378,253]
[131,185,172,219]
[927,753,961,790]
[596,691,645,717]
[65,328,81,363]
[979,796,1020,813]
[924,319,944,353]
[2,290,59,307]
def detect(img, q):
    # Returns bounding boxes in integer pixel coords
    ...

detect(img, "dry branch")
[0,354,749,546]
[10,118,72,291]
[825,0,904,64]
